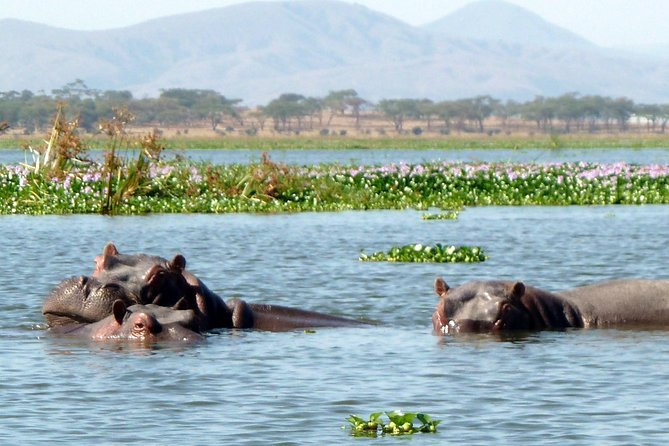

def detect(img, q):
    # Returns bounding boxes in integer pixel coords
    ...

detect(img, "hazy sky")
[1,0,668,47]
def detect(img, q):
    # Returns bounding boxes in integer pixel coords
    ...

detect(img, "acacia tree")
[193,92,241,131]
[159,89,240,130]
[416,99,435,131]
[462,95,498,133]
[346,96,368,129]
[553,92,582,133]
[51,79,99,100]
[607,97,635,131]
[521,96,556,132]
[495,100,520,132]
[302,97,324,129]
[323,89,359,125]
[377,99,423,133]
[636,103,662,132]
[659,104,669,133]
[433,100,458,131]
[264,93,309,131]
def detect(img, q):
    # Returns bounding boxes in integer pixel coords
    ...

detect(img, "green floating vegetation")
[359,243,487,263]
[6,104,669,216]
[421,210,459,220]
[3,151,669,215]
[347,411,441,437]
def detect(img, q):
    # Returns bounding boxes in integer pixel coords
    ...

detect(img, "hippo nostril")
[78,276,88,286]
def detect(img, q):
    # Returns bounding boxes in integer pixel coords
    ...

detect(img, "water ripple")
[2,207,669,444]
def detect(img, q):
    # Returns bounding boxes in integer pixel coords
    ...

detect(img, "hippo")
[432,277,669,334]
[44,276,142,327]
[44,242,367,332]
[43,273,199,328]
[49,300,204,343]
[93,242,193,308]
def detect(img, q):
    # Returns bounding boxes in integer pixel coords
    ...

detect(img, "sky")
[0,0,668,48]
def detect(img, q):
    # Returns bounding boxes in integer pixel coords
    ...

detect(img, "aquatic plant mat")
[2,159,668,214]
[359,244,487,263]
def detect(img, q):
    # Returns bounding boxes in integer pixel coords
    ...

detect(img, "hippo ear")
[103,242,119,257]
[112,300,127,325]
[509,282,526,302]
[434,277,449,297]
[95,242,119,273]
[169,254,186,272]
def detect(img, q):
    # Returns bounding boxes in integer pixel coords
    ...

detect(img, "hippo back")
[558,279,669,328]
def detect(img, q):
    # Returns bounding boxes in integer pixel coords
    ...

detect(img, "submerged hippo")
[43,274,199,327]
[44,242,367,332]
[50,300,204,343]
[432,277,669,334]
[44,276,140,327]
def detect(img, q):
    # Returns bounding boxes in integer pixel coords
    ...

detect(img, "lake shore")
[2,132,669,150]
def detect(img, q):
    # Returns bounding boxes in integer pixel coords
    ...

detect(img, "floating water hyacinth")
[347,411,442,437]
[2,159,669,214]
[421,210,459,220]
[359,243,487,263]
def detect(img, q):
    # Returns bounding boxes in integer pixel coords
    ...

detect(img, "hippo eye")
[135,322,145,330]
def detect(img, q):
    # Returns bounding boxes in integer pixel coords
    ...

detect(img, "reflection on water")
[2,206,669,444]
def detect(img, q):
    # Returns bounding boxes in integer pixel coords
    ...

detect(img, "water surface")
[2,146,669,166]
[2,206,669,444]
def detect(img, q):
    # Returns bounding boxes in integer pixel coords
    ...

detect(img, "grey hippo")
[432,277,669,334]
[44,242,368,332]
[49,300,204,343]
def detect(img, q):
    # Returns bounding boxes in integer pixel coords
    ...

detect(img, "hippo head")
[92,242,194,307]
[92,300,204,343]
[43,276,140,326]
[43,243,199,327]
[432,277,531,334]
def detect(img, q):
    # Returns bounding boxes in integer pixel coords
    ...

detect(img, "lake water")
[2,146,669,166]
[2,205,669,445]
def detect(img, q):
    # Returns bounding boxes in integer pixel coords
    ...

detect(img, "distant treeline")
[1,79,669,136]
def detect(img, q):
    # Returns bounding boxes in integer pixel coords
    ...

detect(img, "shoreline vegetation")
[2,130,669,151]
[2,153,668,215]
[0,108,668,216]
[1,84,669,151]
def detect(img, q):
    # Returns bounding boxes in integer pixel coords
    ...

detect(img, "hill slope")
[0,0,667,104]
[423,0,592,47]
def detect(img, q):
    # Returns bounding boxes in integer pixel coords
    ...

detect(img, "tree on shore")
[377,98,422,133]
[265,93,308,131]
[3,80,669,136]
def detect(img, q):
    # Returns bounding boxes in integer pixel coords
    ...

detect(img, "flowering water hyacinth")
[359,244,487,263]
[1,159,669,214]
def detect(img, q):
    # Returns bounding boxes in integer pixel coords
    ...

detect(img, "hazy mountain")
[1,0,668,104]
[615,44,669,61]
[423,0,592,48]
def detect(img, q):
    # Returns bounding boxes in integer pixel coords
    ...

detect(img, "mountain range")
[1,0,668,105]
